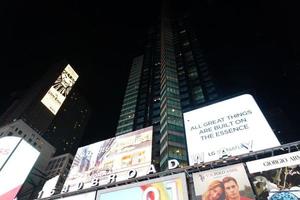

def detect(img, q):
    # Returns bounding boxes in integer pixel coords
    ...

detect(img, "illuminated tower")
[116,5,219,170]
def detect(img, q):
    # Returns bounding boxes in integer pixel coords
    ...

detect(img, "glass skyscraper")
[116,5,219,170]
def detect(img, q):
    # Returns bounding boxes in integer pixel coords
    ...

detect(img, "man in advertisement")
[223,177,253,200]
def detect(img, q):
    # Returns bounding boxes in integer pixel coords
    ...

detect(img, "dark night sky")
[1,0,300,146]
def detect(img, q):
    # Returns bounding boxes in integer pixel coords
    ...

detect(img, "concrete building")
[0,119,56,199]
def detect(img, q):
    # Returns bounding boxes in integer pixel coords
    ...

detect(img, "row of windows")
[121,99,137,110]
[116,126,133,135]
[118,120,133,129]
[117,118,134,127]
[4,127,44,150]
[119,112,135,121]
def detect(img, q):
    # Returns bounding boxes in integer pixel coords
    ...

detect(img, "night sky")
[1,0,300,146]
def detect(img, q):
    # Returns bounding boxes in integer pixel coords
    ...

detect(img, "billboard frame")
[37,141,300,200]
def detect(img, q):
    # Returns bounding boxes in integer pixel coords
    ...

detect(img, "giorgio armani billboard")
[246,151,300,200]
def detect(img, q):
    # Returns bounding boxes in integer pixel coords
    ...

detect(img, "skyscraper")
[0,61,90,155]
[116,5,219,170]
[44,91,90,155]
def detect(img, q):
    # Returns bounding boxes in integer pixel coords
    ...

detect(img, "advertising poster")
[63,127,153,192]
[193,163,255,200]
[57,191,96,200]
[96,173,188,200]
[41,64,79,115]
[183,94,280,165]
[246,151,300,200]
[0,137,40,200]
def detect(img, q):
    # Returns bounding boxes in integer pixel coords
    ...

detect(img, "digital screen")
[246,151,300,199]
[97,173,188,200]
[183,94,280,165]
[193,163,255,200]
[56,191,96,200]
[41,64,79,115]
[0,137,40,200]
[63,127,153,192]
[0,136,21,168]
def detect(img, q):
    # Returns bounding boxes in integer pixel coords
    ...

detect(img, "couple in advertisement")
[202,177,253,200]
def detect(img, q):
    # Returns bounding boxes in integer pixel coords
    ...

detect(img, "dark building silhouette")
[0,61,90,155]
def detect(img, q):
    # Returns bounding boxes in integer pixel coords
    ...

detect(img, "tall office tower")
[0,61,90,155]
[44,91,90,155]
[116,4,219,170]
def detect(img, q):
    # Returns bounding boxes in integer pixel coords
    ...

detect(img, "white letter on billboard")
[50,189,55,196]
[77,182,84,190]
[168,159,179,170]
[91,177,100,187]
[147,164,156,174]
[108,174,117,184]
[37,191,44,199]
[142,186,159,200]
[128,169,137,179]
[61,185,70,193]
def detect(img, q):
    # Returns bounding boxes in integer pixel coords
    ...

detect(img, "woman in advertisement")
[202,180,225,200]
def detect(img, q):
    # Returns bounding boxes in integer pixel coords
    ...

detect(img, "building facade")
[44,91,90,155]
[116,10,219,170]
[0,61,90,156]
[44,153,74,194]
[0,119,56,200]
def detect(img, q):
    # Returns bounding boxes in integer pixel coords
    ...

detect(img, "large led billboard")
[193,163,255,200]
[96,173,188,200]
[63,126,153,192]
[0,136,40,200]
[0,136,21,168]
[41,64,79,115]
[38,175,60,198]
[57,191,96,200]
[184,94,280,165]
[246,151,300,199]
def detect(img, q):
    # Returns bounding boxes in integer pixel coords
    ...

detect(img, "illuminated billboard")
[96,173,188,200]
[0,136,21,168]
[63,126,153,192]
[183,94,280,165]
[57,192,96,200]
[41,64,79,115]
[0,137,40,200]
[38,175,60,198]
[246,151,300,199]
[193,163,255,200]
